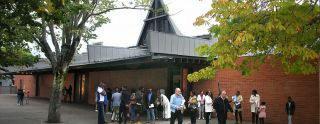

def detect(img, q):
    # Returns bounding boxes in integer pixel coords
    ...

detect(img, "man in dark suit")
[145,88,156,123]
[119,86,130,124]
[286,96,295,124]
[214,90,233,124]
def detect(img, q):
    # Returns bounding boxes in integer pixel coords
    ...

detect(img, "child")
[25,91,30,104]
[258,102,266,124]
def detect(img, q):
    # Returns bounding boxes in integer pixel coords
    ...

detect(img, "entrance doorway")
[74,73,88,103]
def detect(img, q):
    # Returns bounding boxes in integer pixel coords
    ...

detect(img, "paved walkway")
[0,94,250,124]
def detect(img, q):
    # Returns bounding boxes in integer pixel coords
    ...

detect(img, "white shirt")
[97,87,105,102]
[249,94,260,113]
[204,95,213,112]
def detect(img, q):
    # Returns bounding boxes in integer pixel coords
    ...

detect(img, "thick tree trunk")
[46,66,68,123]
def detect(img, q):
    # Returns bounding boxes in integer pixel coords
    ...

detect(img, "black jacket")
[286,101,295,115]
[144,92,156,108]
[214,97,233,117]
[120,90,130,107]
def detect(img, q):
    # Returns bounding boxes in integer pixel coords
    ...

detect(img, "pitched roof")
[91,0,212,47]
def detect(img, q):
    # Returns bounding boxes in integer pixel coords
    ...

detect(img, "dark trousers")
[259,118,264,124]
[252,112,259,124]
[170,110,183,124]
[205,112,211,124]
[18,97,24,105]
[119,105,128,124]
[217,113,227,124]
[235,110,242,122]
[69,94,72,103]
[98,102,105,124]
[189,109,197,124]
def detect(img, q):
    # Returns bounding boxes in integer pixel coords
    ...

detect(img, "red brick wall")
[88,68,168,104]
[13,75,36,97]
[39,74,53,98]
[39,74,74,100]
[193,60,319,124]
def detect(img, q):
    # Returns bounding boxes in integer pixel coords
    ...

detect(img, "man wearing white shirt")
[97,82,106,124]
[249,90,260,124]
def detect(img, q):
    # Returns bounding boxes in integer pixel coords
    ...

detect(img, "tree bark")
[46,65,68,123]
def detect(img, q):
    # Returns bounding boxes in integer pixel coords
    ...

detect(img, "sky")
[31,0,213,56]
[85,0,213,49]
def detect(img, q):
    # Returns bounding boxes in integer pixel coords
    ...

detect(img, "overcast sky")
[87,0,212,47]
[31,0,213,56]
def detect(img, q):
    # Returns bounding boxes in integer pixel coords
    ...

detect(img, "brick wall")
[88,68,168,104]
[39,74,74,100]
[193,59,319,124]
[13,74,74,100]
[13,75,36,97]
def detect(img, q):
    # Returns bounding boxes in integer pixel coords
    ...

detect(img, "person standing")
[286,96,295,124]
[204,91,213,124]
[160,92,171,119]
[25,91,30,104]
[107,88,112,113]
[129,89,137,123]
[188,91,197,124]
[145,88,156,123]
[214,90,233,124]
[135,87,144,122]
[111,88,121,122]
[170,88,185,124]
[96,82,106,124]
[232,91,243,123]
[197,91,205,119]
[155,92,162,120]
[250,90,260,124]
[258,102,267,124]
[119,86,130,124]
[68,84,72,103]
[62,86,67,102]
[17,89,24,106]
[104,94,108,114]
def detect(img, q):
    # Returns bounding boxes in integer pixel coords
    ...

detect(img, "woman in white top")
[160,93,171,119]
[249,90,260,124]
[232,91,243,123]
[204,91,213,124]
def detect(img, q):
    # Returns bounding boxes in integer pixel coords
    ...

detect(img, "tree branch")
[90,6,149,16]
[39,19,57,66]
[48,21,61,55]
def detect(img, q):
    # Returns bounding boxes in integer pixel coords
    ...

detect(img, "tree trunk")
[46,66,68,123]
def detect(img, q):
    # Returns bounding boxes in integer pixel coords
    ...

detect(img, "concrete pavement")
[0,94,250,124]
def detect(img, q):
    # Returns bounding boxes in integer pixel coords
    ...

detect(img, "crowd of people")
[14,82,296,124]
[95,82,297,124]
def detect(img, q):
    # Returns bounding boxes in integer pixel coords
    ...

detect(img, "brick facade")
[13,75,36,96]
[87,68,168,104]
[12,61,319,124]
[193,60,319,124]
[14,73,74,100]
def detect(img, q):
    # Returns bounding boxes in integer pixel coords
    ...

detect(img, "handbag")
[236,104,242,109]
[188,104,197,110]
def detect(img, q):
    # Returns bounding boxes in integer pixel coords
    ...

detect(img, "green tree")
[2,0,149,123]
[188,0,320,82]
[0,1,39,70]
